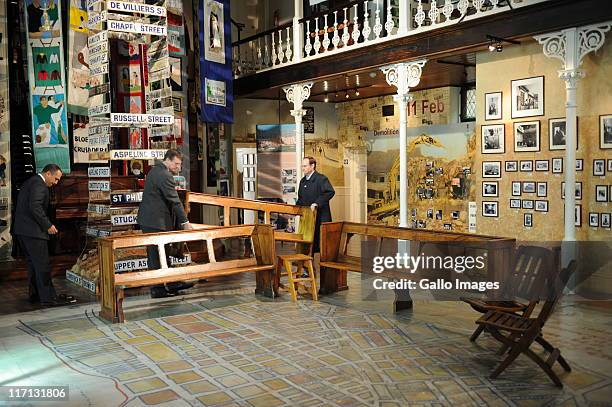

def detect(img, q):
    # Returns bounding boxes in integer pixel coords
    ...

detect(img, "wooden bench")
[98,224,276,323]
[320,222,516,311]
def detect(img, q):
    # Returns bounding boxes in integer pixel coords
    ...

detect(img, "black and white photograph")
[552,157,563,174]
[535,200,549,212]
[601,213,611,229]
[537,182,547,197]
[485,92,503,120]
[608,159,612,172]
[481,124,505,153]
[548,118,578,150]
[511,76,544,118]
[589,212,599,228]
[522,182,536,194]
[535,160,549,172]
[520,160,533,172]
[482,201,499,217]
[600,114,612,149]
[482,161,501,178]
[512,181,522,196]
[524,213,533,227]
[482,181,499,197]
[451,211,460,220]
[576,159,583,171]
[510,199,521,209]
[522,200,534,209]
[505,161,518,172]
[443,223,453,231]
[596,185,608,202]
[593,159,605,176]
[575,205,582,226]
[427,208,433,219]
[435,210,443,220]
[514,120,541,152]
[561,181,582,200]
[411,208,417,218]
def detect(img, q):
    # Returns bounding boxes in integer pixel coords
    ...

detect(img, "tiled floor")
[1,271,611,406]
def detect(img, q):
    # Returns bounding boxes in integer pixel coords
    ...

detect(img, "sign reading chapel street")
[110,149,166,160]
[107,20,167,36]
[107,1,167,17]
[110,113,174,126]
[111,191,143,204]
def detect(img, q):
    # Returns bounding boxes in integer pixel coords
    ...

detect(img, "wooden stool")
[275,254,318,302]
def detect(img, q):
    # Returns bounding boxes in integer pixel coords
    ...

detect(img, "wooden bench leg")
[116,289,125,323]
[255,270,275,298]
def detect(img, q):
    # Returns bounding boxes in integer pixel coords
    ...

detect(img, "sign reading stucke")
[88,180,111,191]
[107,20,167,36]
[111,191,143,204]
[107,1,167,16]
[88,166,111,177]
[111,214,138,226]
[110,149,166,160]
[89,103,111,117]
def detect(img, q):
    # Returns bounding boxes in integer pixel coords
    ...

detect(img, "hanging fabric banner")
[0,0,12,260]
[199,0,233,123]
[24,0,71,173]
[67,0,93,115]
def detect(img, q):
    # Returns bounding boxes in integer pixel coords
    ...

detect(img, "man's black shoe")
[151,286,175,298]
[40,298,74,307]
[167,282,194,294]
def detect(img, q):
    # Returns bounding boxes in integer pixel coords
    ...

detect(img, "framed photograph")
[589,213,599,228]
[552,157,563,174]
[514,120,541,152]
[485,92,503,120]
[608,159,612,172]
[482,161,502,178]
[535,160,549,172]
[600,114,612,149]
[505,161,518,172]
[593,159,605,176]
[512,181,522,196]
[596,185,608,202]
[524,213,533,228]
[482,181,499,197]
[561,181,582,200]
[481,124,505,153]
[575,205,582,227]
[576,159,583,171]
[537,182,547,197]
[435,210,443,220]
[482,201,499,217]
[601,213,611,229]
[522,182,536,194]
[548,118,579,150]
[522,200,534,209]
[451,211,460,220]
[520,160,533,172]
[511,76,544,118]
[535,200,549,212]
[610,186,612,202]
[510,199,521,209]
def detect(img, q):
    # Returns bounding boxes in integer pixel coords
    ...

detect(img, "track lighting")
[345,91,350,99]
[324,93,329,103]
[355,88,360,96]
[486,35,520,53]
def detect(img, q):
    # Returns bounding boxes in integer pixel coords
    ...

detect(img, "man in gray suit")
[137,149,194,298]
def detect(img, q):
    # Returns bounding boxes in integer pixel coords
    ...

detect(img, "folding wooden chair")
[476,261,577,387]
[461,245,557,342]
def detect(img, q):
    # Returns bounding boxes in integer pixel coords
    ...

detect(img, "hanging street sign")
[106,1,167,17]
[89,63,109,76]
[110,113,174,126]
[107,20,167,36]
[111,214,138,226]
[111,191,143,204]
[88,123,111,136]
[89,134,111,146]
[87,203,111,215]
[89,103,112,117]
[115,258,148,272]
[88,41,109,56]
[89,83,110,97]
[88,30,108,46]
[110,149,166,160]
[89,52,109,68]
[88,11,108,29]
[88,180,111,191]
[88,167,111,177]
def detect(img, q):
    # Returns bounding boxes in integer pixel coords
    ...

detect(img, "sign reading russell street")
[110,113,174,126]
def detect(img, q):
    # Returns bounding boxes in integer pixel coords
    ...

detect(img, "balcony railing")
[232,0,549,78]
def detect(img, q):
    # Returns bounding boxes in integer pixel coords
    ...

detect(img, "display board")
[0,0,11,260]
[256,124,298,205]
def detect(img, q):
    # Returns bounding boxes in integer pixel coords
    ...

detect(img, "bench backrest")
[188,192,315,254]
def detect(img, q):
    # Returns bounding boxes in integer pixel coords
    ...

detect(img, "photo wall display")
[589,212,612,229]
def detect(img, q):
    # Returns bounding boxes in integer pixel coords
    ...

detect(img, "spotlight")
[335,92,339,99]
[355,88,360,96]
[324,94,329,103]
[496,43,503,52]
[488,42,496,52]
[345,91,350,99]
[486,35,520,53]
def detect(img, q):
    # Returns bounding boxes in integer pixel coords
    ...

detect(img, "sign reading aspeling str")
[107,1,167,17]
[110,149,166,160]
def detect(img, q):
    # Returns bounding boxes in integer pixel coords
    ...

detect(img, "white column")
[293,0,303,62]
[381,60,427,227]
[283,82,314,185]
[398,0,409,35]
[536,24,611,245]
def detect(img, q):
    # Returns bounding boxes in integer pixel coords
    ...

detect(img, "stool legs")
[284,260,298,301]
[305,259,318,301]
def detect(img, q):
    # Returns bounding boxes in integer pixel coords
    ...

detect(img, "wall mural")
[0,0,11,260]
[24,0,70,173]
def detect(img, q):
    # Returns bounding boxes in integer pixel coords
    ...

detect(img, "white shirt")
[38,173,45,183]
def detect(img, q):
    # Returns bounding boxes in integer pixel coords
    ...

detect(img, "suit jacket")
[13,175,52,240]
[296,171,335,223]
[137,162,188,231]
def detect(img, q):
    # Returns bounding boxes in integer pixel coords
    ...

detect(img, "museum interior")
[0,0,611,405]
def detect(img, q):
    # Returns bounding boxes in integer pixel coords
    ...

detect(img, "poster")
[0,0,10,260]
[72,120,106,164]
[203,0,225,64]
[24,0,71,173]
[256,124,298,204]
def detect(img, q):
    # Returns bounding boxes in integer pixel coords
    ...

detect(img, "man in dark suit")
[137,149,194,298]
[13,163,75,306]
[296,156,335,255]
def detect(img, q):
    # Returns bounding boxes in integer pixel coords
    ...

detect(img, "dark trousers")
[16,235,57,302]
[140,226,184,292]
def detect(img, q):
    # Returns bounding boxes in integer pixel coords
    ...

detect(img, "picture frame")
[511,76,544,119]
[535,160,549,172]
[535,200,549,212]
[522,200,534,209]
[514,120,541,152]
[537,182,547,197]
[576,159,583,171]
[520,160,533,172]
[593,159,605,176]
[608,159,612,172]
[561,181,582,200]
[522,181,536,194]
[482,201,499,217]
[575,205,582,227]
[595,185,608,202]
[549,118,578,150]
[481,124,505,154]
[451,211,460,220]
[510,199,521,209]
[589,212,599,228]
[601,213,611,229]
[600,114,612,149]
[552,157,563,174]
[505,161,518,172]
[482,161,502,178]
[482,181,499,197]
[524,213,533,228]
[512,181,522,196]
[485,92,503,121]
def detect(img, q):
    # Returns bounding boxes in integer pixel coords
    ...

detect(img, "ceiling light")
[496,43,503,52]
[488,42,496,52]
[324,94,329,103]
[486,35,520,53]
[368,72,377,78]
[323,81,328,91]
[355,88,360,96]
[345,91,350,99]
